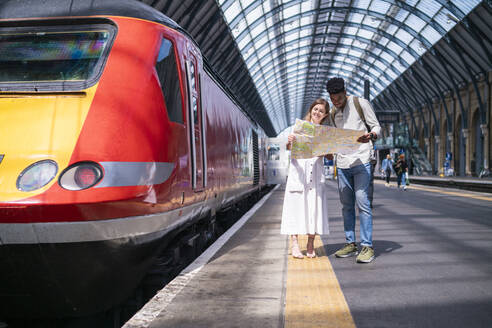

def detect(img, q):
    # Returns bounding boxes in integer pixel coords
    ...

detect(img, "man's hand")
[357,132,375,143]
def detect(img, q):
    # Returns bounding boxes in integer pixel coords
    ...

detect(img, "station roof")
[142,0,491,136]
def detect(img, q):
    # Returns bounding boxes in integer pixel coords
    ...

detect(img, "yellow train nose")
[0,86,98,202]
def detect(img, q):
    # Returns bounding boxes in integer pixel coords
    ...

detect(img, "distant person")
[367,145,377,208]
[393,153,408,190]
[381,154,394,187]
[326,77,381,263]
[281,98,331,259]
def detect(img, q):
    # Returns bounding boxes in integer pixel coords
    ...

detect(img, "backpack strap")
[329,106,337,127]
[331,96,373,132]
[353,96,372,133]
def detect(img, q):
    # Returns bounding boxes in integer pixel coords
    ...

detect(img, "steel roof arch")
[261,61,382,97]
[229,2,440,49]
[232,8,425,58]
[140,0,486,136]
[244,30,411,72]
[253,53,390,98]
[249,42,405,87]
[257,59,386,104]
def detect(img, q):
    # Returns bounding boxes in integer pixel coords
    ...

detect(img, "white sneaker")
[403,186,407,190]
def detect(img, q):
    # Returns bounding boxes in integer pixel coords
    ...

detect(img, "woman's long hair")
[303,98,329,125]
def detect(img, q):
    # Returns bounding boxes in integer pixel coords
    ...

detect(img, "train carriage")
[0,0,267,317]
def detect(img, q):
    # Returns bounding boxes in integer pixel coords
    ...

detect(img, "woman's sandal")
[306,251,316,258]
[306,237,316,258]
[292,242,304,259]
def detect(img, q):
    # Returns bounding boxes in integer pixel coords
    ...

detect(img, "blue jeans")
[397,173,406,188]
[337,163,373,247]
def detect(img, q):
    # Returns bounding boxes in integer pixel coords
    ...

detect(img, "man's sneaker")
[356,246,375,263]
[335,243,358,258]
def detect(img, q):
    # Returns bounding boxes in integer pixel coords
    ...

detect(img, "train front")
[0,15,179,317]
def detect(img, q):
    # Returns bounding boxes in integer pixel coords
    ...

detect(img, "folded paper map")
[291,119,363,159]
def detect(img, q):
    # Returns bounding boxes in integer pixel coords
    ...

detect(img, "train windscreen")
[0,23,115,91]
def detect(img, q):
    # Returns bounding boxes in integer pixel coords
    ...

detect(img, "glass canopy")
[216,0,482,134]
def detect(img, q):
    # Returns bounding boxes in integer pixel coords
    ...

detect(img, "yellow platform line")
[285,235,356,328]
[374,179,492,202]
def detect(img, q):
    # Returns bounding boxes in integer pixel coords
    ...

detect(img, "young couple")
[280,77,381,263]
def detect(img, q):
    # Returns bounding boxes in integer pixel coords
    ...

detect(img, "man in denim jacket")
[381,154,394,187]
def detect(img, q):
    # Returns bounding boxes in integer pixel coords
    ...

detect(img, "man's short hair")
[326,77,345,94]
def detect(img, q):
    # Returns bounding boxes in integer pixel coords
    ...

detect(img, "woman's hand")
[286,134,296,150]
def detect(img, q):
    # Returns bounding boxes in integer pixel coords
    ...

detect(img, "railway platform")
[124,180,492,328]
[375,174,492,193]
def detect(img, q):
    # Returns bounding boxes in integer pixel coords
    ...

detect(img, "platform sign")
[446,152,452,161]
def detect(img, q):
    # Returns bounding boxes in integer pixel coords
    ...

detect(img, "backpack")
[393,161,402,175]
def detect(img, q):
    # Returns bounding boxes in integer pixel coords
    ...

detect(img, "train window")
[189,63,199,125]
[268,144,281,161]
[156,38,183,124]
[0,23,115,91]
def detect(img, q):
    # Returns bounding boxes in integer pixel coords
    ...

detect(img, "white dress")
[280,156,330,235]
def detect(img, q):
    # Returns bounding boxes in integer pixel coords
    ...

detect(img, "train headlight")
[59,162,103,190]
[17,160,58,192]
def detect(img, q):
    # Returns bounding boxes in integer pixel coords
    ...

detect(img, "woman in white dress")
[281,98,330,259]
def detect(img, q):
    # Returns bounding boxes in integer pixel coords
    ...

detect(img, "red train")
[0,0,267,318]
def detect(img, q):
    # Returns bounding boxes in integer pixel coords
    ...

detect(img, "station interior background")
[139,0,492,179]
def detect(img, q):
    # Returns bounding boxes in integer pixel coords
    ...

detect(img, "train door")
[185,54,206,191]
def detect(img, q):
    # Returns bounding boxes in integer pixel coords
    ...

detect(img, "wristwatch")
[370,132,377,140]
